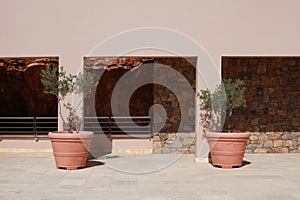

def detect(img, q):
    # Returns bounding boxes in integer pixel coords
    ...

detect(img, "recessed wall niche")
[0,57,58,117]
[84,57,196,132]
[84,56,197,153]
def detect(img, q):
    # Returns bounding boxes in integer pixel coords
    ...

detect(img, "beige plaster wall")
[1,0,300,72]
[1,0,299,154]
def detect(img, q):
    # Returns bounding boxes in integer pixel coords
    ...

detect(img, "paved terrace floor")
[0,153,299,200]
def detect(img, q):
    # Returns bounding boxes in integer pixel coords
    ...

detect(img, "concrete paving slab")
[0,152,299,199]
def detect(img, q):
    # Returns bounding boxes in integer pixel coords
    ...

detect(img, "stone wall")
[152,57,196,153]
[247,132,300,153]
[222,56,300,153]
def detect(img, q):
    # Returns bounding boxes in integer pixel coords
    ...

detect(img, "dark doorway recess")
[84,56,196,137]
[0,57,58,117]
[0,57,59,138]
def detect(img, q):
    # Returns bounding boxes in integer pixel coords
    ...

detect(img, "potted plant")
[197,79,250,168]
[41,66,95,170]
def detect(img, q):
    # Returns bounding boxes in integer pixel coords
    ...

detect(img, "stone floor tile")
[0,153,299,199]
[57,179,86,186]
[263,194,299,200]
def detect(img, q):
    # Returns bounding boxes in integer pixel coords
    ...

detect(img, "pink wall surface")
[1,0,300,72]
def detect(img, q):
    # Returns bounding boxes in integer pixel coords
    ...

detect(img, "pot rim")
[205,131,250,138]
[48,131,94,139]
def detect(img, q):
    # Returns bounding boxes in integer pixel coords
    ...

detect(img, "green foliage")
[197,79,246,131]
[40,66,96,132]
[197,89,211,112]
[197,89,212,129]
[74,71,95,97]
[223,79,246,117]
[40,65,59,97]
[40,66,76,101]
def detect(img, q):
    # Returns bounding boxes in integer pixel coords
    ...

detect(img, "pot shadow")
[208,152,251,169]
[57,160,105,170]
[99,155,120,159]
[85,160,105,168]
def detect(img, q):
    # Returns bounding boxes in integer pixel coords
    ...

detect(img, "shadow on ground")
[208,152,251,169]
[85,160,105,168]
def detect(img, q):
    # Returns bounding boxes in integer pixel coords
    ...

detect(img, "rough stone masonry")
[222,56,300,153]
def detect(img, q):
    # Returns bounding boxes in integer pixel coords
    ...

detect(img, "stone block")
[266,124,275,131]
[277,110,285,116]
[163,123,171,129]
[282,133,293,140]
[293,140,298,147]
[170,116,179,124]
[251,118,259,126]
[254,148,269,153]
[282,148,289,153]
[167,94,176,101]
[172,140,183,148]
[291,121,300,127]
[268,107,277,115]
[275,131,284,135]
[291,132,300,137]
[250,135,259,141]
[257,65,267,74]
[247,144,257,150]
[161,148,174,154]
[273,140,283,147]
[171,101,179,107]
[183,138,194,146]
[246,149,253,153]
[178,148,189,154]
[153,96,160,103]
[167,133,176,141]
[165,138,173,144]
[268,133,280,140]
[261,75,270,87]
[189,145,195,154]
[153,135,160,142]
[161,96,167,101]
[259,134,268,143]
[153,141,162,152]
[296,109,300,117]
[282,140,293,147]
[159,133,167,142]
[249,59,258,65]
[267,148,282,153]
[263,140,273,148]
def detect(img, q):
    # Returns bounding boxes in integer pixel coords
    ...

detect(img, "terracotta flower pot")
[48,131,94,170]
[206,132,250,168]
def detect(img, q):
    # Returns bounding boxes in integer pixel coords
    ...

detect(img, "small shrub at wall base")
[197,79,250,168]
